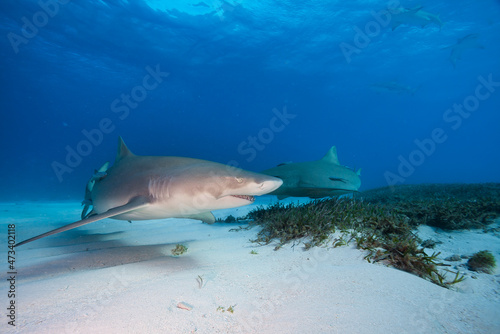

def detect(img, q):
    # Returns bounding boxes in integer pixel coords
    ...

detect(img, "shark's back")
[261,147,361,199]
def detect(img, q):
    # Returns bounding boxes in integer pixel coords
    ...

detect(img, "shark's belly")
[107,201,205,221]
[91,172,150,216]
[92,179,205,221]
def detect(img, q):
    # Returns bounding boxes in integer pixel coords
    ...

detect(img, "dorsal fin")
[116,136,135,162]
[321,146,340,165]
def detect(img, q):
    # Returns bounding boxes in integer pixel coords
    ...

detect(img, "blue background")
[1,0,499,201]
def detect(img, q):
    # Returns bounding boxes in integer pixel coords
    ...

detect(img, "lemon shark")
[390,6,443,31]
[443,33,484,68]
[369,81,420,95]
[261,147,361,200]
[15,137,283,247]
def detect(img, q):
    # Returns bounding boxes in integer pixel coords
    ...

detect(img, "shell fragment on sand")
[177,302,193,311]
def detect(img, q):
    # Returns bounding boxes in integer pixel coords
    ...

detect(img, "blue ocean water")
[1,0,499,202]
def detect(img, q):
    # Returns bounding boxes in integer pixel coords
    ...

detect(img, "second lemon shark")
[261,146,361,199]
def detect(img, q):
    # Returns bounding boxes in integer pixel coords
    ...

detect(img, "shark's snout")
[257,176,283,194]
[227,176,282,204]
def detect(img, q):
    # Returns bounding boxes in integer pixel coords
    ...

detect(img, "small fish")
[81,162,110,219]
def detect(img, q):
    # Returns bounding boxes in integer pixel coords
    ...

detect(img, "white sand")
[1,199,499,334]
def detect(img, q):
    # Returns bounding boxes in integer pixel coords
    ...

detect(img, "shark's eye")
[235,177,243,183]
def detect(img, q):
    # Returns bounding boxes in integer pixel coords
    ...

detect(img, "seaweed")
[467,250,497,274]
[355,183,500,230]
[217,214,246,224]
[245,183,500,287]
[216,305,236,313]
[171,244,188,256]
[196,275,204,288]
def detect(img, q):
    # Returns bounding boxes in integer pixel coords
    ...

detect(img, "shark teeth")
[231,195,255,202]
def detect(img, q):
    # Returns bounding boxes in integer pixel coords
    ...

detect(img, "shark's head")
[209,169,283,208]
[326,167,361,195]
[148,162,283,213]
[308,147,361,196]
[260,146,362,199]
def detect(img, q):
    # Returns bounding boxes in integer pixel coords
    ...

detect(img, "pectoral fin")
[186,211,216,224]
[15,196,151,247]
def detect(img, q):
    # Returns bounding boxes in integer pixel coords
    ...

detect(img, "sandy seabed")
[1,199,499,334]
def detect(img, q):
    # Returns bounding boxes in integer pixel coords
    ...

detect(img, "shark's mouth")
[231,195,255,202]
